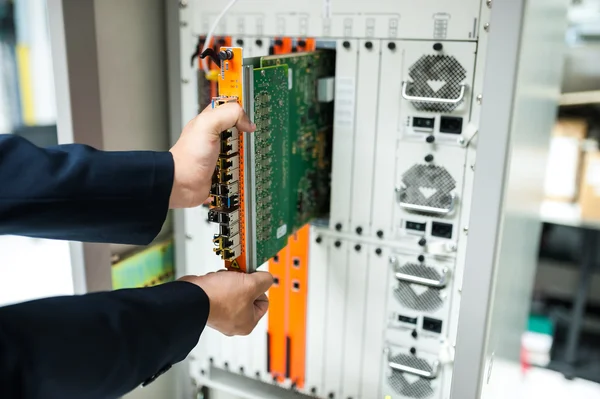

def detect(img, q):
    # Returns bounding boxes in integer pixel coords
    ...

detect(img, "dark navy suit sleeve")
[0,281,210,399]
[0,134,173,245]
[0,135,211,399]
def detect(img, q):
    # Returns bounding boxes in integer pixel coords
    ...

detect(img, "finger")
[254,293,269,322]
[246,271,274,297]
[208,102,256,134]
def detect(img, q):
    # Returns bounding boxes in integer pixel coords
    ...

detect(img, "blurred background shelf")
[560,90,600,107]
[541,200,600,230]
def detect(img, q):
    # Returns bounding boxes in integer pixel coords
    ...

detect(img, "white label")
[288,68,293,90]
[586,158,600,187]
[323,0,332,19]
[544,136,580,198]
[334,77,356,129]
[276,224,287,239]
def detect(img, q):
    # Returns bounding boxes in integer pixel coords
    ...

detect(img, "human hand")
[179,270,273,336]
[169,103,255,209]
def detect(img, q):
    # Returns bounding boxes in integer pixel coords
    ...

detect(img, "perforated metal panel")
[399,164,456,211]
[394,263,444,312]
[388,354,435,399]
[406,54,467,113]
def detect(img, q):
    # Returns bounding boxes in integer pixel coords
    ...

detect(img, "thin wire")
[201,0,240,75]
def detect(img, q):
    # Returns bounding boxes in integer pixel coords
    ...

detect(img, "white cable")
[201,0,240,75]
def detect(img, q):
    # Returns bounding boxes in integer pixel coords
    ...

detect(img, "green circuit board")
[249,50,336,264]
[260,51,336,229]
[252,64,290,263]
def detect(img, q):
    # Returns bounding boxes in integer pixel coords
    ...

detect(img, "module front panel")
[191,0,482,40]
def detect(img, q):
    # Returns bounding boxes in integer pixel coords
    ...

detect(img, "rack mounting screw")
[365,41,373,50]
[458,137,466,145]
[343,41,351,49]
[484,23,490,32]
[179,0,188,8]
[477,94,483,104]
[486,0,492,8]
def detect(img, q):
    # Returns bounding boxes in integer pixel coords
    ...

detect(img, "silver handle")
[388,358,441,379]
[395,187,457,215]
[395,268,450,288]
[402,81,467,104]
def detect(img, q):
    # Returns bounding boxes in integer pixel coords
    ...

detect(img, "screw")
[316,236,323,244]
[484,23,490,32]
[412,330,418,339]
[179,0,188,7]
[354,244,362,252]
[365,41,373,50]
[274,255,279,262]
[343,41,351,49]
[486,0,492,8]
[261,70,266,77]
[458,137,466,145]
[334,240,342,248]
[275,39,283,46]
[185,234,192,240]
[375,248,382,256]
[256,371,260,378]
[433,42,443,51]
[418,255,425,262]
[463,226,469,233]
[335,223,342,231]
[356,226,363,235]
[224,362,229,368]
[181,78,189,84]
[180,21,188,27]
[377,230,384,238]
[311,387,317,394]
[200,369,205,375]
[387,42,396,50]
[293,259,300,266]
[329,393,335,399]
[424,154,434,163]
[410,347,417,355]
[418,238,427,247]
[209,357,214,364]
[255,39,263,47]
[389,256,398,265]
[239,367,244,374]
[298,39,306,47]
[477,94,483,104]
[426,135,435,143]
[236,39,244,45]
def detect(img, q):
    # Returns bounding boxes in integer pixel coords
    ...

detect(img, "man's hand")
[179,271,273,336]
[169,103,255,209]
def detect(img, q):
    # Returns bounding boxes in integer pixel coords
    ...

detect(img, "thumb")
[246,271,274,298]
[206,102,256,135]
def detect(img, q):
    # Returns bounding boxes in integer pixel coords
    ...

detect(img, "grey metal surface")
[451,0,569,398]
[47,0,111,294]
[243,64,258,272]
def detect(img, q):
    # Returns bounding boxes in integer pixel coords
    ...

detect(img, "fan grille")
[399,164,456,212]
[388,354,435,399]
[406,54,467,113]
[394,263,444,312]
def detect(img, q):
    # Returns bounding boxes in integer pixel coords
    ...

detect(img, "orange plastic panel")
[287,225,310,388]
[274,37,293,55]
[217,46,247,273]
[268,248,289,381]
[296,37,316,52]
